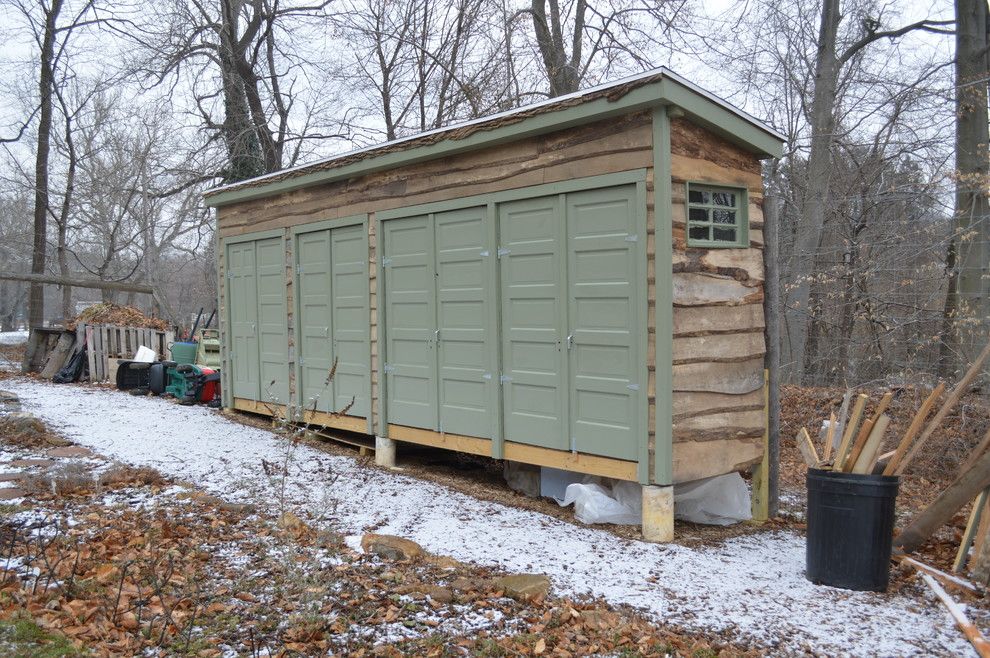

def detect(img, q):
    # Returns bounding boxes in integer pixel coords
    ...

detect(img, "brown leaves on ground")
[0,474,755,657]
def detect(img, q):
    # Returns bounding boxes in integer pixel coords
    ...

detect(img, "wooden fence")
[77,323,174,383]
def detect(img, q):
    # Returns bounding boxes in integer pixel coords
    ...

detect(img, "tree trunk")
[792,0,841,384]
[531,0,583,97]
[940,0,990,380]
[219,0,264,183]
[28,0,64,330]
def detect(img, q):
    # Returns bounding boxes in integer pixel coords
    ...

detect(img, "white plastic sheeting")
[555,472,752,526]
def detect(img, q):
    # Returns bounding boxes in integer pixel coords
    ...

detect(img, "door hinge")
[383,363,395,374]
[482,372,492,380]
[226,271,234,279]
[627,383,640,391]
[497,247,511,258]
[624,234,638,242]
[299,357,305,365]
[570,436,577,454]
[479,249,490,257]
[499,374,512,384]
[381,256,392,267]
[296,264,304,274]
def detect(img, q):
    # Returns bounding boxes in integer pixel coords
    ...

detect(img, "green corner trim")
[653,106,674,487]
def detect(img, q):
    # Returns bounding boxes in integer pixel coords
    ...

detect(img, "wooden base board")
[232,397,368,434]
[386,423,639,481]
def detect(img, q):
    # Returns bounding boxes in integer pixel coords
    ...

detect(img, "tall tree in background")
[789,1,953,383]
[941,0,990,377]
[525,0,692,98]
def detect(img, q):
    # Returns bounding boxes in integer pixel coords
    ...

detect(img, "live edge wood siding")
[216,109,767,484]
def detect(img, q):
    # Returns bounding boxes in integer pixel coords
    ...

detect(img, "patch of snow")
[0,330,27,345]
[4,379,975,657]
[344,535,364,553]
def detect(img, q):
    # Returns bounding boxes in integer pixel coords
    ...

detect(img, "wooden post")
[751,369,771,522]
[85,325,96,382]
[896,448,990,553]
[762,195,782,517]
[955,488,990,573]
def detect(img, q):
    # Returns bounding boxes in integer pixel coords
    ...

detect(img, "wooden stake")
[919,573,990,657]
[896,554,981,593]
[883,383,945,476]
[851,415,890,475]
[822,411,836,463]
[954,488,990,573]
[844,392,893,473]
[961,426,990,475]
[832,389,853,453]
[834,394,867,472]
[896,341,990,476]
[796,428,820,468]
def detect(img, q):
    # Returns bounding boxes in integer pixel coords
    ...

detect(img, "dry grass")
[23,463,168,498]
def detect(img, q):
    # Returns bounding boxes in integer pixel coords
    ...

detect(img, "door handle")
[566,334,574,350]
[434,329,441,343]
[324,326,330,338]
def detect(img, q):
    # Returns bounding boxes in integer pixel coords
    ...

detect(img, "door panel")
[256,237,290,404]
[330,224,370,417]
[435,207,491,436]
[383,216,437,429]
[566,186,640,460]
[498,196,567,451]
[227,242,259,400]
[296,230,334,411]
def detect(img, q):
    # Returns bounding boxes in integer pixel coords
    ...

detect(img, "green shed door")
[330,224,370,417]
[435,207,493,436]
[566,185,641,460]
[227,241,260,400]
[256,237,289,404]
[296,229,334,411]
[382,215,438,429]
[498,196,568,451]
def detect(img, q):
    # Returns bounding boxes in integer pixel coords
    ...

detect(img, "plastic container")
[169,341,198,365]
[806,468,899,591]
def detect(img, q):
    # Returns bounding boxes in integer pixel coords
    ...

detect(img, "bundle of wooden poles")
[793,341,990,658]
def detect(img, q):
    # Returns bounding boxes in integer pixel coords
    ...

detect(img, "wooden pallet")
[78,323,175,383]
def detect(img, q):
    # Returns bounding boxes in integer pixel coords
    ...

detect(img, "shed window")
[686,184,747,248]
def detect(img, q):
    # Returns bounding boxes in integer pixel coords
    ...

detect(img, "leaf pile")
[68,303,169,332]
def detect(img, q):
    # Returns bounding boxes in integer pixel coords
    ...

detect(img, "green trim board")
[683,181,749,249]
[205,70,782,209]
[221,227,286,245]
[288,214,367,235]
[376,170,647,221]
[652,105,674,486]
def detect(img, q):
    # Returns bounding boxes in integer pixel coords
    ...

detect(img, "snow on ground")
[0,331,28,345]
[4,379,971,657]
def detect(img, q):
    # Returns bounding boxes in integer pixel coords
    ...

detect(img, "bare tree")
[789,1,953,382]
[940,0,990,378]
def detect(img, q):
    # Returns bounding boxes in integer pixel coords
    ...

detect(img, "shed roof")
[205,67,784,208]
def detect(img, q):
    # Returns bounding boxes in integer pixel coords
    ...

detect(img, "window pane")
[713,227,737,243]
[688,189,707,204]
[689,208,708,223]
[713,209,736,224]
[712,191,736,207]
[689,225,710,241]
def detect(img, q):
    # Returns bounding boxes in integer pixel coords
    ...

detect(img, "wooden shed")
[205,68,784,540]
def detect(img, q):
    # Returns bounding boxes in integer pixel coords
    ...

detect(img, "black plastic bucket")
[806,468,899,592]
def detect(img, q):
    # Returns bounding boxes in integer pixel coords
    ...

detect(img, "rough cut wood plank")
[672,358,764,394]
[672,437,764,483]
[699,249,764,282]
[672,389,764,419]
[672,304,765,337]
[673,273,762,307]
[39,332,75,379]
[834,394,868,472]
[851,414,890,474]
[672,408,765,442]
[670,154,763,191]
[673,331,765,365]
[796,428,820,467]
